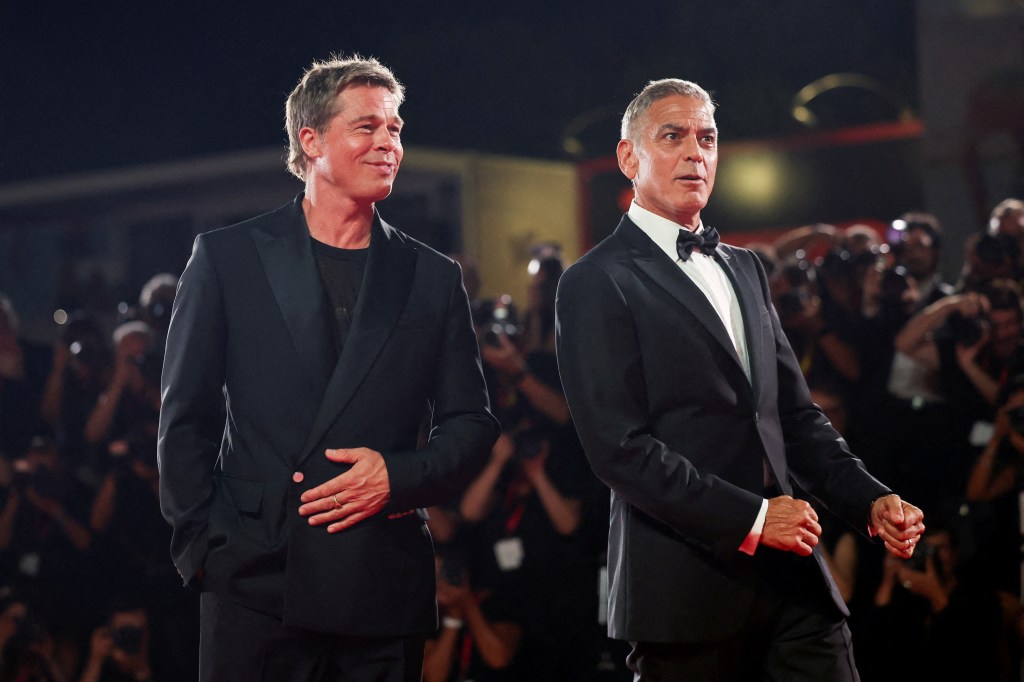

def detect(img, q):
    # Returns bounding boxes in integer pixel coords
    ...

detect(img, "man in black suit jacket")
[555,78,925,681]
[158,56,498,682]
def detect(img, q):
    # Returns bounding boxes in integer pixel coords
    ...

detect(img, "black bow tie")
[676,226,720,262]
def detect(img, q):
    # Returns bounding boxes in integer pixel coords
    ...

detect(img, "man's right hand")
[760,495,821,556]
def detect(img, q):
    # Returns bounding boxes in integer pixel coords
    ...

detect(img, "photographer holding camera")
[896,279,1024,411]
[39,314,111,473]
[890,281,1024,511]
[83,322,161,448]
[79,604,154,682]
[0,592,73,682]
[422,547,522,682]
[0,294,52,459]
[859,517,1014,681]
[462,247,604,681]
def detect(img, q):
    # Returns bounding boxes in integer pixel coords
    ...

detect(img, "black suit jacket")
[158,195,498,636]
[555,216,889,643]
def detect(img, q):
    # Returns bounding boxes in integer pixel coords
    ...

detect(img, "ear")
[616,138,637,180]
[299,126,322,160]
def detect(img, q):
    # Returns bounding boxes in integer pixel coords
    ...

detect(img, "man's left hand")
[298,447,391,533]
[869,494,924,559]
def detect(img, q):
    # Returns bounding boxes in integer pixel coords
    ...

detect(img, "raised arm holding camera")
[79,606,154,682]
[83,322,160,447]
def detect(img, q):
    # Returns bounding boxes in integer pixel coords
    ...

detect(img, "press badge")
[968,420,994,447]
[493,537,524,571]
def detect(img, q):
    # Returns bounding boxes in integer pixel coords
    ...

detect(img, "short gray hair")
[285,54,405,181]
[621,78,716,141]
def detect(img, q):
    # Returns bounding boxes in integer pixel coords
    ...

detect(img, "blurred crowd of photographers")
[2,198,1024,679]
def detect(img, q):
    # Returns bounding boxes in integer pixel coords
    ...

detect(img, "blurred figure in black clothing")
[0,589,75,682]
[79,602,156,682]
[136,274,177,356]
[467,245,607,681]
[422,548,522,682]
[859,516,1018,681]
[886,212,954,311]
[0,294,52,458]
[893,278,1024,512]
[39,314,111,476]
[83,322,160,448]
[0,437,94,673]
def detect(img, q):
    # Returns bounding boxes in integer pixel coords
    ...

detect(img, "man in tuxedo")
[158,56,498,682]
[555,78,925,680]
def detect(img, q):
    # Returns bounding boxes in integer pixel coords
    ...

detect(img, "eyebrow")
[657,123,717,135]
[349,113,405,128]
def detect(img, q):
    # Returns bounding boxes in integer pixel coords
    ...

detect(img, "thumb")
[325,448,360,463]
[885,496,905,525]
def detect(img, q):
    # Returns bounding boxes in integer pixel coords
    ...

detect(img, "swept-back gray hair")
[621,78,715,141]
[285,54,404,181]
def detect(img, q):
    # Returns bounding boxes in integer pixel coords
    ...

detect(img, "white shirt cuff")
[738,498,769,556]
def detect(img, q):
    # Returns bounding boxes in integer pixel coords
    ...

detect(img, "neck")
[302,183,374,248]
[632,200,700,232]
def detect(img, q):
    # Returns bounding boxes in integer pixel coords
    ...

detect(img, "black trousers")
[199,592,425,682]
[627,550,859,682]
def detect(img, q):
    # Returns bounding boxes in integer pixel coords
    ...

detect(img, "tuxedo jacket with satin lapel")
[158,194,498,636]
[555,215,889,643]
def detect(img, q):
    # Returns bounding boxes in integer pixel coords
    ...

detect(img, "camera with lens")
[108,431,158,476]
[1008,406,1024,434]
[943,311,987,347]
[511,429,545,461]
[879,265,911,308]
[111,625,144,655]
[63,314,105,367]
[10,436,63,498]
[438,547,467,586]
[902,541,945,583]
[131,351,163,385]
[776,289,812,321]
[472,295,519,348]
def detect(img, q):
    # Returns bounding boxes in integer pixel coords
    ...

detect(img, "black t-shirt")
[312,239,367,360]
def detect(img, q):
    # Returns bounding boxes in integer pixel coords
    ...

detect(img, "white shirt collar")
[627,201,705,263]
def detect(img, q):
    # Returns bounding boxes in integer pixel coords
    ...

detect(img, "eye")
[664,132,678,141]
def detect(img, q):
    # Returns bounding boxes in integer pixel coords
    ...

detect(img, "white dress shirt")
[627,201,768,554]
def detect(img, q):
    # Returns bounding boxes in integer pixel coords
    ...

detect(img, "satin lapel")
[616,217,745,375]
[298,217,417,464]
[252,198,333,399]
[715,248,761,398]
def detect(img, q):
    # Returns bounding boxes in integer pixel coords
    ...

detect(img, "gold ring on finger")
[332,494,341,509]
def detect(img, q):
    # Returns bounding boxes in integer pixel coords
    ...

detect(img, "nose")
[374,126,397,152]
[682,134,703,162]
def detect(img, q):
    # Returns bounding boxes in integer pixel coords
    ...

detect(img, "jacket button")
[292,472,304,483]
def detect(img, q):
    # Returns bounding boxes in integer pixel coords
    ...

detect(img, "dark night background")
[1,1,917,184]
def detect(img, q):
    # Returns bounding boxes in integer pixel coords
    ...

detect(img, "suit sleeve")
[555,260,762,559]
[157,235,227,586]
[382,261,500,510]
[755,256,890,530]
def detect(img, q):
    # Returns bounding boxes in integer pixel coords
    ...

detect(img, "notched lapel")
[298,217,417,463]
[252,200,333,399]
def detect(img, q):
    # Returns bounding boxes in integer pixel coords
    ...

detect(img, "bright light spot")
[527,259,540,276]
[53,309,68,325]
[721,154,786,211]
